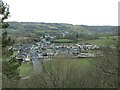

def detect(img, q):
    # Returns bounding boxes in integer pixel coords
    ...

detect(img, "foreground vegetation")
[17,46,118,88]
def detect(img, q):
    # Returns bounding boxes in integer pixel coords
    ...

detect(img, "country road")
[31,46,43,74]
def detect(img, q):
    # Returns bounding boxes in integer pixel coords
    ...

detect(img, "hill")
[6,22,118,41]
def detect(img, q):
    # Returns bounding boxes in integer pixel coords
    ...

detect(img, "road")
[31,45,43,74]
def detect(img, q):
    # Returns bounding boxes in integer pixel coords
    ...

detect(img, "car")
[42,53,48,56]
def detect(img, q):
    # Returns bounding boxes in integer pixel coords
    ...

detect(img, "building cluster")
[7,35,100,62]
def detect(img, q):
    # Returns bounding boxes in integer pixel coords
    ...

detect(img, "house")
[23,54,31,62]
[77,53,95,58]
[40,38,49,48]
[7,46,13,50]
[37,54,44,59]
[16,54,24,62]
[16,52,31,62]
[70,48,80,55]
[56,47,69,54]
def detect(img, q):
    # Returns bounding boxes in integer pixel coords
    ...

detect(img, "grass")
[0,58,2,62]
[43,58,93,72]
[36,30,57,33]
[79,38,117,46]
[2,55,33,77]
[77,58,92,66]
[19,62,33,77]
[53,39,73,43]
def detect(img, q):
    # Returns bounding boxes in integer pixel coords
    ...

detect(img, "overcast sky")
[2,0,119,25]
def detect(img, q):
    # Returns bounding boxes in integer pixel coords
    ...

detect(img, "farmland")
[79,37,118,46]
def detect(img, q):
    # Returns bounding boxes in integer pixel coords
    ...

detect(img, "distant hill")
[6,22,118,38]
[80,25,118,34]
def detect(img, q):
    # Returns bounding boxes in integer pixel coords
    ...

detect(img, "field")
[53,39,73,43]
[79,36,118,46]
[43,58,94,72]
[19,62,33,77]
[18,57,94,77]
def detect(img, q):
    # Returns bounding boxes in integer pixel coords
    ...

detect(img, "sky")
[2,0,120,25]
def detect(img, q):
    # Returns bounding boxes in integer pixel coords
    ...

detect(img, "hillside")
[80,25,118,34]
[6,22,118,40]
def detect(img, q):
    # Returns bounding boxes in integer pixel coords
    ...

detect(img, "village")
[7,35,100,63]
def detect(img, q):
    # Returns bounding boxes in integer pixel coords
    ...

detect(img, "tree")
[89,46,118,88]
[0,0,9,28]
[0,0,22,88]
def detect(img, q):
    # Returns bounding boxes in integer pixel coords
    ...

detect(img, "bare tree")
[89,46,118,88]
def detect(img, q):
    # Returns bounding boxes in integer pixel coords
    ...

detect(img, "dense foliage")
[0,0,21,88]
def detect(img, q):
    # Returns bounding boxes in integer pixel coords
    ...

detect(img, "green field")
[53,39,73,43]
[19,62,33,77]
[79,37,118,46]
